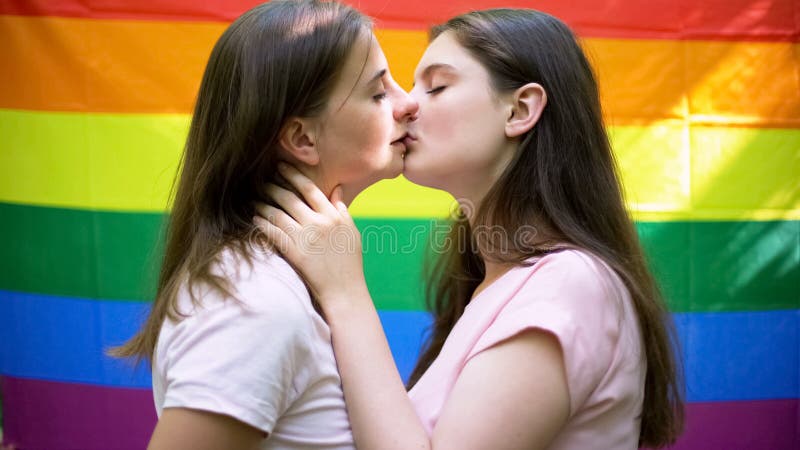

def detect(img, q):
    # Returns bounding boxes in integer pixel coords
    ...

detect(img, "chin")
[402,159,441,190]
[381,154,405,179]
[359,157,403,187]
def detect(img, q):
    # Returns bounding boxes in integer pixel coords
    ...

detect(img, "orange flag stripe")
[1,15,798,126]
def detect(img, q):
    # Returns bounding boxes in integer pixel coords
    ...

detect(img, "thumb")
[331,186,352,218]
[330,185,344,209]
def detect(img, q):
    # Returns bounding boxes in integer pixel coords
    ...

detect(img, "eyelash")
[373,92,387,101]
[426,86,446,95]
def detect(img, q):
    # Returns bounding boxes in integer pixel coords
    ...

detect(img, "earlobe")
[505,83,547,138]
[279,118,320,166]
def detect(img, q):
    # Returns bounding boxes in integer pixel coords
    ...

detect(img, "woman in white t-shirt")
[113,1,418,449]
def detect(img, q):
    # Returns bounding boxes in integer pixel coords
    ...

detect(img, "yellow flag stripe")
[1,109,797,220]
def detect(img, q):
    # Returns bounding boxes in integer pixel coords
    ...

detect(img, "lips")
[392,131,416,146]
[391,132,409,145]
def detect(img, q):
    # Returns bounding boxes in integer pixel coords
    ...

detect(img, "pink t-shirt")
[408,249,646,449]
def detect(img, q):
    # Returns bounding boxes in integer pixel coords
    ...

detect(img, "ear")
[278,117,320,166]
[505,83,547,138]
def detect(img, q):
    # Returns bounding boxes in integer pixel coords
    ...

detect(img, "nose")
[393,86,419,122]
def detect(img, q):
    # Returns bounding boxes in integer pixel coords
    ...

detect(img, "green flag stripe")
[0,202,797,312]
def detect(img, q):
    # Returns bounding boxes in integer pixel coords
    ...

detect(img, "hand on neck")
[288,163,359,207]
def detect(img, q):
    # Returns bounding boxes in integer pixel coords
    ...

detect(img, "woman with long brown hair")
[113,1,418,448]
[255,8,684,449]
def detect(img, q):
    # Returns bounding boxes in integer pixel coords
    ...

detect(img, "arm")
[323,288,430,449]
[148,408,264,450]
[431,330,569,450]
[326,293,570,450]
[254,163,570,449]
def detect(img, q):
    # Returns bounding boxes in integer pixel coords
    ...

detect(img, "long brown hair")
[406,9,684,447]
[112,0,371,363]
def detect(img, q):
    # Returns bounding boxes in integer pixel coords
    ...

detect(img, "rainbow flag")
[0,1,797,448]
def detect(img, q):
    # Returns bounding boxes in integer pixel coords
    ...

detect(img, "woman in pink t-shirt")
[255,8,684,450]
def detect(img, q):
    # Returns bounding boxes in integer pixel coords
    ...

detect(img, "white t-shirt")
[152,245,354,449]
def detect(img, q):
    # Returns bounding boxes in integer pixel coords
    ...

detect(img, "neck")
[448,140,519,219]
[447,173,496,214]
[458,195,515,295]
[482,259,514,281]
[292,164,361,207]
[470,257,516,300]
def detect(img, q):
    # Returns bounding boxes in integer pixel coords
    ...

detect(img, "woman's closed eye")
[426,86,446,95]
[372,92,388,101]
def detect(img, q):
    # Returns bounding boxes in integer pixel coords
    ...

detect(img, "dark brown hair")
[406,9,684,447]
[112,0,371,363]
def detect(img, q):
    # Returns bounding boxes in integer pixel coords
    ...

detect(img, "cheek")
[414,98,456,160]
[423,95,499,157]
[323,104,396,178]
[365,110,392,148]
[352,101,391,139]
[409,92,507,180]
[344,106,384,142]
[424,106,456,143]
[354,107,393,166]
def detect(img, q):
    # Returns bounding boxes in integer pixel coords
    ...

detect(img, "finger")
[254,203,301,238]
[277,162,339,217]
[330,185,344,207]
[253,216,294,258]
[265,183,317,224]
[331,186,356,227]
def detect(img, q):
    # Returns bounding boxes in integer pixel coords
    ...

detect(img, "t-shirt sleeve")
[466,252,626,416]
[159,277,314,434]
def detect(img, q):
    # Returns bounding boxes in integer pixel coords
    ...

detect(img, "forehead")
[415,31,480,78]
[343,33,385,80]
[327,33,385,103]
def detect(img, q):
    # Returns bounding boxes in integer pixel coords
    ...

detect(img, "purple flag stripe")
[661,399,799,450]
[2,376,797,450]
[2,376,156,450]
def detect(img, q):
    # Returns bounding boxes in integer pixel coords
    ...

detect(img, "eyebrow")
[413,63,457,86]
[367,68,387,85]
